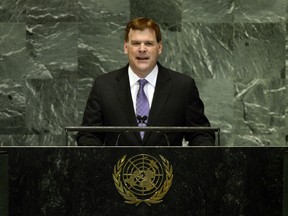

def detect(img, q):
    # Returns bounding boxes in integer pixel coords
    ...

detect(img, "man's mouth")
[136,56,149,60]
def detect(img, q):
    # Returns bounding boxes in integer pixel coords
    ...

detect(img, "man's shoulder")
[94,65,128,82]
[159,64,194,82]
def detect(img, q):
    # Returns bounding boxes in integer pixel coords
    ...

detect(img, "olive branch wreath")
[112,155,173,206]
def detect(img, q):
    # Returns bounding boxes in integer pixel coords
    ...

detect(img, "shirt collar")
[128,65,158,88]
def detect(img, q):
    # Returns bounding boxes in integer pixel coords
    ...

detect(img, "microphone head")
[136,115,148,124]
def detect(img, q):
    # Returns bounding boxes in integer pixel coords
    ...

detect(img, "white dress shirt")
[128,65,158,114]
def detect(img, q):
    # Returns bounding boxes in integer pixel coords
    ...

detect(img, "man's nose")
[139,43,147,52]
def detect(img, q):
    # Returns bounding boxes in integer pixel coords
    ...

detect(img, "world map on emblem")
[121,154,165,197]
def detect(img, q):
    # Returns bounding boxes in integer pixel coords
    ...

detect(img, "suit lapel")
[143,65,172,144]
[147,65,172,126]
[115,67,143,142]
[114,66,138,127]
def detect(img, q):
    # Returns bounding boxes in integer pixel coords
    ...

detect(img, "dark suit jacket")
[76,63,215,146]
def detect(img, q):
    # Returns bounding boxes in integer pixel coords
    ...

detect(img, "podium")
[0,146,287,216]
[65,126,221,146]
[0,152,8,216]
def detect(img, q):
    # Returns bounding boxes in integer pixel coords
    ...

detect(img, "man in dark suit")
[76,17,215,146]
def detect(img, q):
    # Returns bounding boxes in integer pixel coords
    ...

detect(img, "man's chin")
[133,67,153,77]
[135,59,149,64]
[136,65,151,72]
[134,62,150,70]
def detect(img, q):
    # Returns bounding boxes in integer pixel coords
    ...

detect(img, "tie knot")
[138,79,148,88]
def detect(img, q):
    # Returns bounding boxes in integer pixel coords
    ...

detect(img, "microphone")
[115,115,170,146]
[116,116,148,145]
[136,115,170,146]
[136,115,148,125]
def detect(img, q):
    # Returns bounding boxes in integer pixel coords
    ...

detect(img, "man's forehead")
[130,27,156,34]
[128,28,157,39]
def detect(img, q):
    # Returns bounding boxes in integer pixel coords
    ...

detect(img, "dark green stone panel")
[130,0,182,31]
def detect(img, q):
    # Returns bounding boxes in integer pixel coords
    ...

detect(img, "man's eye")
[145,42,154,46]
[132,42,140,46]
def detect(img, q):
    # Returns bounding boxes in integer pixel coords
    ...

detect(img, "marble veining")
[0,0,287,146]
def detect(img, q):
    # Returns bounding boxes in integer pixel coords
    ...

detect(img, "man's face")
[124,28,162,77]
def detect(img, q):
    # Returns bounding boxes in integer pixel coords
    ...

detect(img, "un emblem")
[112,154,173,206]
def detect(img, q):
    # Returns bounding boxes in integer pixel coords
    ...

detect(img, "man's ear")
[158,41,163,55]
[124,41,128,54]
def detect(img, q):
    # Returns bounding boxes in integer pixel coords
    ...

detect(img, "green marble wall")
[0,0,287,146]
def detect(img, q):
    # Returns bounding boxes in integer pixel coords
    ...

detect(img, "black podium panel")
[1,147,287,216]
[0,152,8,216]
